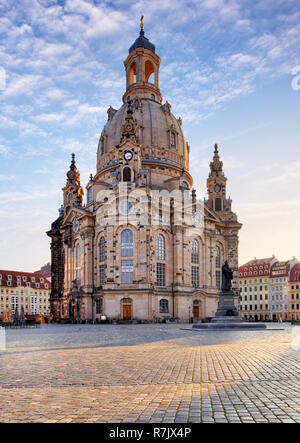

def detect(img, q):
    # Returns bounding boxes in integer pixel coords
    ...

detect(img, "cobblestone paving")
[1,323,300,423]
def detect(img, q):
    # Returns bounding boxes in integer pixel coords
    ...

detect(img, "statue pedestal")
[193,290,266,330]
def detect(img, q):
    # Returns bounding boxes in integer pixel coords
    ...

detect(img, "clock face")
[124,150,133,161]
[73,219,79,233]
[214,184,221,193]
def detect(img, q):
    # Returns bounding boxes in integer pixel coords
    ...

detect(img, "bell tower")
[123,17,162,104]
[206,144,231,213]
[62,153,84,211]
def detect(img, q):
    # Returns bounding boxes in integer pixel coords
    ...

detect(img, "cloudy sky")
[0,0,299,271]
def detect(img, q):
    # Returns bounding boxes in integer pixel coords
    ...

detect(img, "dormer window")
[170,131,176,149]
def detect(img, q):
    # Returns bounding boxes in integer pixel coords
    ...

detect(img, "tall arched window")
[76,243,81,267]
[121,229,133,257]
[170,131,176,149]
[99,236,106,285]
[191,239,199,287]
[156,234,166,286]
[99,236,106,262]
[191,239,199,264]
[145,60,155,83]
[157,234,165,260]
[75,243,81,282]
[215,198,222,211]
[216,246,221,289]
[128,62,136,85]
[123,167,132,182]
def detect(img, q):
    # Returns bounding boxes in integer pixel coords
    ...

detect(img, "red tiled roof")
[238,257,275,277]
[0,270,51,289]
[289,263,300,282]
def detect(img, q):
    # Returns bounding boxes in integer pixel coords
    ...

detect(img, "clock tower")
[206,144,231,213]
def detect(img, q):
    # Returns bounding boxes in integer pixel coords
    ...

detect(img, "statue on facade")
[221,260,233,292]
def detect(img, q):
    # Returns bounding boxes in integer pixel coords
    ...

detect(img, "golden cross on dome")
[140,15,144,30]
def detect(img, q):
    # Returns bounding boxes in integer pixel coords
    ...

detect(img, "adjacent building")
[239,257,300,321]
[289,263,300,321]
[0,270,51,322]
[47,23,242,323]
[270,258,299,321]
[239,256,278,321]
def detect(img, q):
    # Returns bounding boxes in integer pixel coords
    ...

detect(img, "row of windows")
[2,281,48,289]
[97,232,204,262]
[241,294,268,301]
[100,130,177,156]
[242,286,268,292]
[241,305,269,311]
[95,297,170,314]
[76,232,222,288]
[0,275,45,283]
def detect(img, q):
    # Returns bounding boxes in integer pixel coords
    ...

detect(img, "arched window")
[145,60,155,83]
[128,62,136,85]
[215,246,221,289]
[191,239,199,287]
[216,246,221,268]
[123,167,132,182]
[191,239,199,264]
[99,237,105,262]
[159,299,169,313]
[170,131,176,149]
[121,229,133,257]
[215,198,222,211]
[75,243,81,282]
[157,234,165,260]
[76,243,81,267]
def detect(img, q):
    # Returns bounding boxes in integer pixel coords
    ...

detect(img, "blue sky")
[0,0,300,271]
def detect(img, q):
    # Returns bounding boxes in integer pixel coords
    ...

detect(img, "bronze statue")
[221,260,233,292]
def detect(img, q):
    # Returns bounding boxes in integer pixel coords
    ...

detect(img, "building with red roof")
[269,258,299,321]
[0,270,51,322]
[238,256,278,321]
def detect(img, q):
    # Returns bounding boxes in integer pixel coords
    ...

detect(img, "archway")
[145,60,155,83]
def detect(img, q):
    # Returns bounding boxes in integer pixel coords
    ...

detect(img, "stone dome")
[97,98,188,168]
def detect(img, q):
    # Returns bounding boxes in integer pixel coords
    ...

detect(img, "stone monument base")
[193,290,266,330]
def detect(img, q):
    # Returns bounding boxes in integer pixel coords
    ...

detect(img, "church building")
[47,22,242,323]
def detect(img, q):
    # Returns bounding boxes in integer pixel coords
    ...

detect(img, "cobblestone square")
[1,323,300,423]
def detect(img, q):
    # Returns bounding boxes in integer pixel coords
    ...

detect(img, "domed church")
[47,21,242,323]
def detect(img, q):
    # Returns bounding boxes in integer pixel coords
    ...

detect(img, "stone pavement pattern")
[1,324,300,423]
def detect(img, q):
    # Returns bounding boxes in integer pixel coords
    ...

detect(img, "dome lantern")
[123,17,162,104]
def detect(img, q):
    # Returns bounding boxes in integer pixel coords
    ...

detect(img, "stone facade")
[47,25,242,323]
